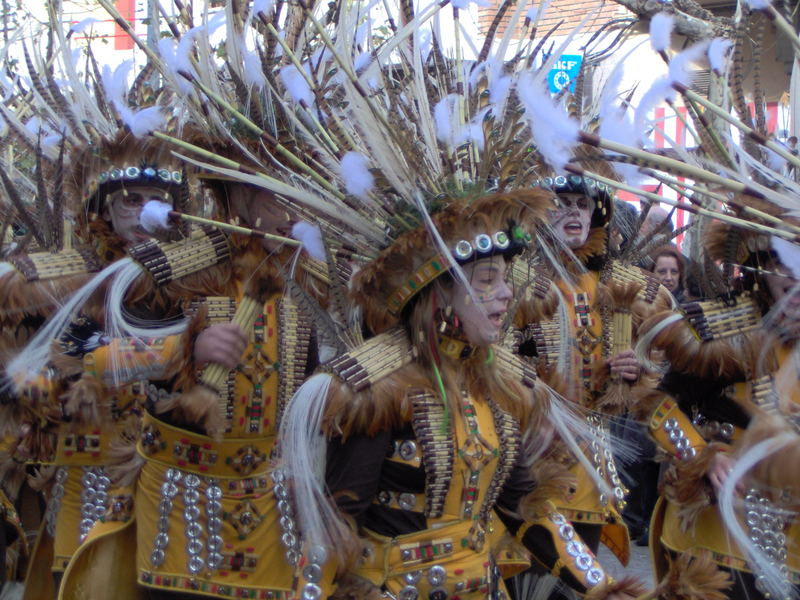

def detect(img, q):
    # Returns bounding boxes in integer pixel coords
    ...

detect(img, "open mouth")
[563,221,583,235]
[487,312,505,328]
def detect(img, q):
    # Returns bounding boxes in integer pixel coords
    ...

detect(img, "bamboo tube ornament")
[174,296,262,439]
[140,200,301,249]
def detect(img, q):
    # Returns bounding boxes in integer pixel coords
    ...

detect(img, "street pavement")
[598,544,655,589]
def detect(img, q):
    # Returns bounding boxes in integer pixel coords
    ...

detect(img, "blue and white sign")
[547,55,583,94]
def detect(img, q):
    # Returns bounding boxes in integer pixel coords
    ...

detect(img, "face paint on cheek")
[476,289,497,303]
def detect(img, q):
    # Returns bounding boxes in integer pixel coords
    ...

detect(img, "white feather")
[127,106,165,137]
[744,0,771,9]
[518,73,579,173]
[649,13,674,53]
[340,151,375,199]
[140,200,173,232]
[353,51,372,73]
[527,0,550,21]
[451,0,491,8]
[434,95,460,147]
[242,47,267,89]
[764,146,787,173]
[634,77,676,143]
[489,75,512,107]
[279,65,313,106]
[708,38,733,75]
[0,263,13,278]
[455,107,491,152]
[252,0,275,18]
[291,221,326,261]
[771,236,800,279]
[69,18,99,35]
[668,40,710,88]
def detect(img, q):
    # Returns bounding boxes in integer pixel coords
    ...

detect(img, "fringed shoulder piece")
[127,225,230,287]
[0,247,102,345]
[321,328,419,438]
[492,345,553,431]
[325,328,416,393]
[637,292,765,381]
[494,345,538,391]
[7,246,102,282]
[602,260,662,306]
[571,228,608,268]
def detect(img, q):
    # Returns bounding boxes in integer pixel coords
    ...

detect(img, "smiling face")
[448,256,512,346]
[548,193,593,249]
[103,186,172,246]
[654,255,680,292]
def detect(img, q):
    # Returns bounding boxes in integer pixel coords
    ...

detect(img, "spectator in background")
[611,199,639,254]
[650,245,687,303]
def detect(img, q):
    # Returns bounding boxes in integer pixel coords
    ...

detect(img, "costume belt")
[137,413,275,478]
[357,518,504,599]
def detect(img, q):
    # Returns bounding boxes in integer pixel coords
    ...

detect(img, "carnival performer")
[5,129,197,600]
[279,191,646,600]
[508,167,673,576]
[51,158,333,599]
[0,21,205,595]
[633,212,800,599]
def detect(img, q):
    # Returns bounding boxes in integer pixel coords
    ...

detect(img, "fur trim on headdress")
[67,130,191,218]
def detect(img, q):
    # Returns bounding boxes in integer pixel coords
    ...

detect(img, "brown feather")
[654,550,732,600]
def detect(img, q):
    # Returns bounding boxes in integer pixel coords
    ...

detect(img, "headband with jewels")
[385,222,530,317]
[533,175,613,229]
[85,164,184,207]
[352,191,549,334]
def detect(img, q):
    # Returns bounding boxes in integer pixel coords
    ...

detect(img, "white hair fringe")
[6,259,130,383]
[276,373,353,561]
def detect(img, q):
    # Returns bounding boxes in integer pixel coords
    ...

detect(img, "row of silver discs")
[150,467,224,576]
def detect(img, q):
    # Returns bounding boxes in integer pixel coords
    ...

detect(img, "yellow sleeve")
[516,503,612,596]
[83,334,185,385]
[649,396,707,460]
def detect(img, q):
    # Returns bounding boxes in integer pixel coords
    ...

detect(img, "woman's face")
[654,255,680,292]
[448,256,512,346]
[103,186,171,246]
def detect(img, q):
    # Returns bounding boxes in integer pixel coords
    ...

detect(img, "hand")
[194,323,248,369]
[707,451,738,496]
[607,349,641,382]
